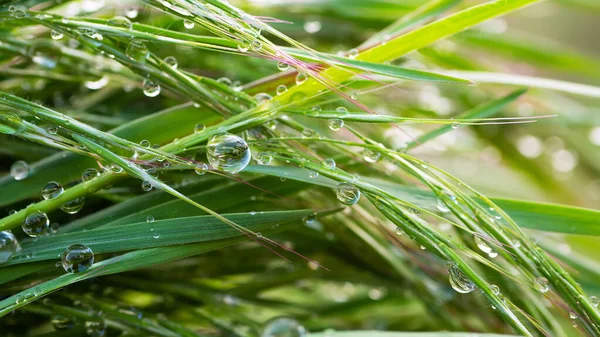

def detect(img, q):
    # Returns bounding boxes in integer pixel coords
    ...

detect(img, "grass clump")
[1,0,600,337]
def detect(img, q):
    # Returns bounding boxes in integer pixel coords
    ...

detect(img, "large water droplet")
[125,7,138,19]
[329,119,344,131]
[323,158,336,169]
[277,62,289,71]
[448,263,475,294]
[126,40,149,62]
[363,149,381,163]
[206,134,251,173]
[336,182,361,206]
[195,163,209,175]
[474,235,492,254]
[85,318,106,337]
[258,152,273,165]
[22,212,50,237]
[534,277,549,293]
[261,317,306,337]
[52,315,74,330]
[82,168,100,182]
[0,111,26,135]
[0,231,21,263]
[42,181,64,200]
[183,20,195,29]
[276,84,287,95]
[61,197,85,214]
[143,78,161,97]
[295,73,307,85]
[254,93,272,104]
[590,295,599,308]
[107,16,132,30]
[164,56,178,69]
[11,160,30,180]
[61,244,94,273]
[50,30,64,40]
[348,48,359,59]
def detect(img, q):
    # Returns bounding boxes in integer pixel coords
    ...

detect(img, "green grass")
[1,0,600,336]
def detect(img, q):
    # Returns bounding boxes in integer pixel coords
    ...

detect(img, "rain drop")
[206,133,251,173]
[590,296,599,308]
[107,16,132,30]
[276,84,287,95]
[395,227,404,235]
[143,78,161,97]
[61,244,94,273]
[141,180,153,191]
[164,56,178,69]
[195,163,209,175]
[448,263,475,294]
[10,160,30,180]
[183,20,195,29]
[52,315,74,330]
[323,158,336,169]
[277,62,289,71]
[364,149,381,163]
[82,168,100,182]
[22,212,50,237]
[335,106,348,115]
[125,7,138,19]
[261,317,306,337]
[125,40,149,62]
[254,93,272,104]
[336,182,361,206]
[0,231,21,263]
[85,318,106,337]
[302,129,315,138]
[295,73,307,85]
[61,197,85,214]
[308,170,319,179]
[194,123,206,133]
[50,30,64,40]
[474,235,493,254]
[490,284,500,295]
[329,119,344,131]
[258,152,273,165]
[42,181,64,200]
[533,277,549,293]
[146,215,154,223]
[348,48,359,59]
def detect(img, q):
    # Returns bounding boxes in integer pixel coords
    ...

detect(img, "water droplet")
[146,215,154,223]
[217,77,232,87]
[85,318,106,337]
[302,129,315,138]
[61,197,85,214]
[237,42,250,53]
[261,317,306,337]
[207,134,251,173]
[488,251,498,258]
[51,30,64,40]
[107,16,132,30]
[303,214,316,224]
[0,111,26,135]
[569,311,577,320]
[251,39,262,51]
[448,263,475,294]
[295,73,307,85]
[52,315,74,330]
[474,235,492,254]
[436,199,450,213]
[329,119,344,131]
[364,149,381,163]
[164,56,178,69]
[277,62,289,71]
[451,122,459,129]
[192,124,206,134]
[590,296,599,308]
[324,158,336,169]
[258,152,273,165]
[276,84,287,95]
[308,170,319,179]
[141,180,153,191]
[82,168,100,182]
[42,181,64,200]
[61,244,94,273]
[22,212,49,237]
[254,92,272,103]
[195,163,209,175]
[10,160,30,180]
[336,182,361,206]
[256,232,263,238]
[143,78,161,97]
[395,227,404,235]
[86,76,109,91]
[303,20,321,34]
[348,48,359,59]
[534,277,549,293]
[490,284,500,295]
[183,20,195,29]
[47,125,58,135]
[126,40,149,62]
[0,231,21,263]
[125,7,138,19]
[335,106,348,115]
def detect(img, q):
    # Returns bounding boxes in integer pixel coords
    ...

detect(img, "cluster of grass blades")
[1,0,600,336]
